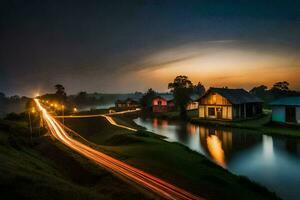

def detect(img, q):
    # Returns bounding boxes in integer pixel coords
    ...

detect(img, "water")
[78,103,115,111]
[134,117,300,200]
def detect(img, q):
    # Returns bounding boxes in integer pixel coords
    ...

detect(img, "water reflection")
[134,117,300,200]
[263,135,274,163]
[206,135,226,167]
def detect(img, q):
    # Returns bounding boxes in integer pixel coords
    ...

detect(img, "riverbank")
[145,109,300,138]
[190,113,300,138]
[64,115,279,200]
[0,119,150,200]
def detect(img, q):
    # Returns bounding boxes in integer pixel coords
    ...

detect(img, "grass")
[64,115,280,200]
[190,112,300,138]
[0,119,150,200]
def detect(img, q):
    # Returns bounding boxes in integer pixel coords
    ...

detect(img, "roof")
[115,98,139,104]
[190,94,200,101]
[201,87,263,104]
[270,97,300,106]
[155,94,174,101]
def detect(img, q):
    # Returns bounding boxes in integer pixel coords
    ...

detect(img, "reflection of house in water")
[186,123,197,135]
[199,127,262,165]
[151,118,168,129]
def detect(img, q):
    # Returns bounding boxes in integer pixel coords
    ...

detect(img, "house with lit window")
[115,98,139,110]
[186,94,200,110]
[270,97,300,124]
[152,96,168,112]
[198,87,263,120]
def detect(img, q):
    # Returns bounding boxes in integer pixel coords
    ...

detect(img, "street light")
[62,105,65,125]
[73,107,77,113]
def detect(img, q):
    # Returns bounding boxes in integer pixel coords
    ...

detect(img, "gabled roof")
[270,97,300,106]
[155,94,174,101]
[201,87,263,104]
[115,98,139,104]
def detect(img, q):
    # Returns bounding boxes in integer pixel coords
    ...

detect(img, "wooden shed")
[198,87,263,120]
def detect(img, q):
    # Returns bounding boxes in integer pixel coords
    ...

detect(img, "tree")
[271,81,290,91]
[168,75,193,118]
[250,85,268,96]
[54,84,67,102]
[0,92,6,103]
[193,82,205,96]
[140,88,156,109]
[75,91,88,104]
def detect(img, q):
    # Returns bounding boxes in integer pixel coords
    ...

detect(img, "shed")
[270,97,300,124]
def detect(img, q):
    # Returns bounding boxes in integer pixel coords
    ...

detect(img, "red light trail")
[34,99,203,200]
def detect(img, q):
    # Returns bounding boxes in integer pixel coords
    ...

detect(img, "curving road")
[34,99,203,200]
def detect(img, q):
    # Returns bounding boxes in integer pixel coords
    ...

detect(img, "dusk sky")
[1,0,300,96]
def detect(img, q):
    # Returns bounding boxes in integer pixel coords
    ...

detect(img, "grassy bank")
[64,116,279,200]
[0,119,150,200]
[190,113,300,138]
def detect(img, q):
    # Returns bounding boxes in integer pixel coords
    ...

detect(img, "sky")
[1,0,300,96]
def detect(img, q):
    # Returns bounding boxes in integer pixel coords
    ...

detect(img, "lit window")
[212,93,217,104]
[208,107,215,116]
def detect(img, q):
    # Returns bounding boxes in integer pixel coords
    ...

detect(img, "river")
[134,117,300,200]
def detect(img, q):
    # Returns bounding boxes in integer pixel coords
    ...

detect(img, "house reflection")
[207,135,226,167]
[199,126,261,166]
[151,118,168,128]
[186,123,197,135]
[152,118,158,128]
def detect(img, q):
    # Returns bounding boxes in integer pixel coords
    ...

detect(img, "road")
[34,99,203,200]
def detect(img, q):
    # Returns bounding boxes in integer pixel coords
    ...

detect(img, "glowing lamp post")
[62,105,65,125]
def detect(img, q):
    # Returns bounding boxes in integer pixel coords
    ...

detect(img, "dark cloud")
[1,0,300,95]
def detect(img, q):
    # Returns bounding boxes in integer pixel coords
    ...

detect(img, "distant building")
[167,99,176,111]
[270,97,300,124]
[152,96,168,112]
[198,87,263,120]
[115,98,139,109]
[186,94,200,110]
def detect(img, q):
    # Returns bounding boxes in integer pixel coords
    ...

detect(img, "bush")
[4,112,25,121]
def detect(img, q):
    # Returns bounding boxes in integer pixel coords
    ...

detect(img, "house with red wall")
[152,96,168,112]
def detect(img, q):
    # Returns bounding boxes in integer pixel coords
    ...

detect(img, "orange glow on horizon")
[132,44,300,91]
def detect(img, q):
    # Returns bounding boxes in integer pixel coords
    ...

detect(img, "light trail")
[55,109,139,131]
[34,99,203,200]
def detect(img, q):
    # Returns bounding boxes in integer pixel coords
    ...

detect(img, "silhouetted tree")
[140,88,156,109]
[193,82,205,96]
[250,85,268,96]
[271,81,290,91]
[54,84,67,102]
[75,91,88,104]
[168,75,193,118]
[0,92,6,103]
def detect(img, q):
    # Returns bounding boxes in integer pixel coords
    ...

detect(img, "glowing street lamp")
[31,107,36,114]
[73,107,77,112]
[61,104,65,125]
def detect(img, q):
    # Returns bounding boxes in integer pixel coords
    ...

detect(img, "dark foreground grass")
[64,116,280,200]
[0,120,150,200]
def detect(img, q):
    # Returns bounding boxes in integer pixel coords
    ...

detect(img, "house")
[115,98,139,109]
[198,87,263,120]
[167,99,176,111]
[152,96,168,112]
[186,94,200,110]
[270,97,300,124]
